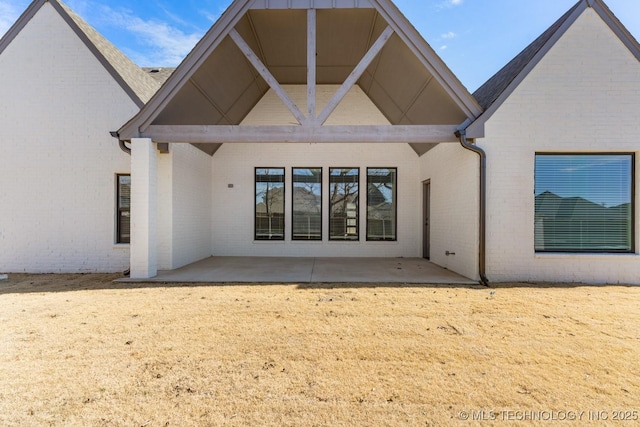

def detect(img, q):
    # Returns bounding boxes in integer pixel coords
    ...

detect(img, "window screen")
[329,168,359,240]
[116,174,131,244]
[534,154,633,252]
[292,168,322,240]
[255,168,285,240]
[367,168,397,241]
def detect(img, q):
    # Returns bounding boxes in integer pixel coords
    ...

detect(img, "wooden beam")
[229,28,308,125]
[316,25,394,125]
[144,124,459,144]
[307,9,316,121]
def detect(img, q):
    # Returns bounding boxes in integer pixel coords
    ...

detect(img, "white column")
[130,138,158,279]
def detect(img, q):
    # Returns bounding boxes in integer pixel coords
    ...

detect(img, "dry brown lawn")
[0,274,639,426]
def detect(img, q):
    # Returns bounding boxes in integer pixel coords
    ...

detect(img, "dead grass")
[0,274,639,426]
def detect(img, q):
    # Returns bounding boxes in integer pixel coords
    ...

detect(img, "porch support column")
[130,138,158,279]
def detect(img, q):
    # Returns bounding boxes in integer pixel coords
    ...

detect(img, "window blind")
[534,154,633,252]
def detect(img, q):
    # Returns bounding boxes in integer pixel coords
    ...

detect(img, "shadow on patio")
[118,256,478,285]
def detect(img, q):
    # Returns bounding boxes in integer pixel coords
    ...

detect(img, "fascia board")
[0,0,46,56]
[370,0,483,119]
[48,0,146,108]
[465,2,588,138]
[590,0,640,62]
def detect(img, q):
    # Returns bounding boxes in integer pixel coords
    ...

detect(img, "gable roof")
[467,0,640,137]
[117,0,483,152]
[0,0,159,107]
[472,2,582,112]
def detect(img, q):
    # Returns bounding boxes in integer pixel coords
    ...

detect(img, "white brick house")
[1,0,639,284]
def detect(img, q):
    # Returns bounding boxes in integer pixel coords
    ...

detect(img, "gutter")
[455,127,489,287]
[110,131,131,155]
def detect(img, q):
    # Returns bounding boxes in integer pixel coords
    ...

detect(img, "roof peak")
[466,0,640,137]
[0,0,160,107]
[118,0,483,147]
[472,0,583,111]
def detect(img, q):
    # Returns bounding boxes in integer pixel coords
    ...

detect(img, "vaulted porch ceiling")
[118,0,482,156]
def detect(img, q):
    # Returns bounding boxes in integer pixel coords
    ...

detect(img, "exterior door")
[423,181,430,259]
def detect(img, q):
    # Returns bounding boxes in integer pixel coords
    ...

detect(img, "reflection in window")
[329,168,359,240]
[534,154,633,252]
[255,168,285,240]
[116,174,131,244]
[292,168,322,240]
[367,168,397,241]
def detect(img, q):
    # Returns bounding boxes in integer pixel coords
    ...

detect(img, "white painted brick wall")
[241,84,389,125]
[0,4,137,273]
[130,139,157,279]
[420,144,479,280]
[212,143,422,257]
[157,151,173,270]
[170,144,212,269]
[210,85,422,257]
[156,144,212,270]
[478,9,640,284]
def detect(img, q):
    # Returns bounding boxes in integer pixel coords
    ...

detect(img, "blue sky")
[0,0,638,92]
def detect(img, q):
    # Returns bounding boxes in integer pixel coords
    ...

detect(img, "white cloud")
[159,5,195,29]
[440,45,448,50]
[200,6,226,24]
[199,0,233,24]
[93,4,203,66]
[436,0,463,10]
[441,31,457,39]
[66,0,90,17]
[64,0,202,66]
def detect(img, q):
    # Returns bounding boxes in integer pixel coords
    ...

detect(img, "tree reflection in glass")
[292,168,322,240]
[255,168,285,240]
[367,168,397,241]
[329,168,359,240]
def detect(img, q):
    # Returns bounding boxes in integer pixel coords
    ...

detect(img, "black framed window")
[367,168,397,241]
[534,153,634,252]
[255,168,285,240]
[329,168,359,240]
[116,174,131,244]
[292,168,322,240]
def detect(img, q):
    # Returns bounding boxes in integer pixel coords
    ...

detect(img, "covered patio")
[119,257,476,284]
[117,0,483,282]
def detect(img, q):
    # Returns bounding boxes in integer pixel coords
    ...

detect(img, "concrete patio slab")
[118,256,477,285]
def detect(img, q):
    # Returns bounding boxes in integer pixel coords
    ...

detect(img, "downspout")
[110,131,131,155]
[455,128,489,287]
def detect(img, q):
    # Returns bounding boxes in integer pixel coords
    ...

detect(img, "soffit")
[151,8,468,128]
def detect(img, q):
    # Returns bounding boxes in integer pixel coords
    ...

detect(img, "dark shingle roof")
[142,67,176,85]
[0,0,161,106]
[58,1,160,104]
[472,1,582,110]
